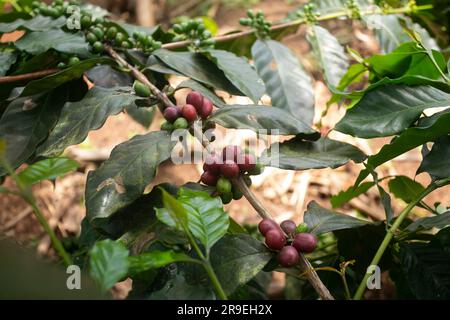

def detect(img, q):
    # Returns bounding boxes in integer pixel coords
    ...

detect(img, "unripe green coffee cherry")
[248,162,264,175]
[86,32,97,44]
[94,17,104,25]
[216,177,232,194]
[121,41,131,49]
[232,186,243,200]
[133,80,151,97]
[220,192,232,204]
[68,56,80,66]
[173,117,189,129]
[295,223,309,234]
[161,121,174,131]
[57,62,66,69]
[91,27,104,40]
[92,41,104,53]
[106,26,117,40]
[115,32,125,44]
[173,24,183,34]
[80,15,91,29]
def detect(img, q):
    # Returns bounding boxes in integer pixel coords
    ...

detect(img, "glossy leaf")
[176,79,226,108]
[335,85,450,138]
[86,131,176,222]
[16,29,90,57]
[307,25,348,87]
[260,137,366,170]
[210,105,318,137]
[152,49,242,95]
[388,176,425,203]
[20,58,112,97]
[331,181,375,208]
[89,239,129,292]
[304,201,370,235]
[210,234,273,295]
[407,211,450,232]
[85,65,133,88]
[0,52,17,76]
[251,39,314,124]
[355,111,450,186]
[37,87,139,157]
[206,49,265,103]
[417,136,450,179]
[125,105,155,128]
[17,157,78,185]
[0,15,66,33]
[128,250,198,275]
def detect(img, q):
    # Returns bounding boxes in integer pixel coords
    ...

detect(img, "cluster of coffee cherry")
[172,19,215,50]
[259,219,318,267]
[159,91,214,131]
[200,146,265,204]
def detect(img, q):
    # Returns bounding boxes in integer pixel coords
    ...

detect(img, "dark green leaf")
[205,49,265,103]
[0,52,17,76]
[210,105,318,137]
[11,51,60,75]
[86,65,133,88]
[417,135,450,179]
[260,137,366,170]
[304,201,371,235]
[86,131,176,222]
[354,111,450,186]
[210,234,273,295]
[128,250,197,275]
[16,29,90,57]
[89,240,129,292]
[17,157,78,185]
[377,184,393,222]
[331,181,375,208]
[251,39,314,124]
[0,15,66,33]
[388,175,426,203]
[37,87,139,157]
[335,85,450,138]
[152,49,242,95]
[407,211,450,232]
[307,25,348,88]
[176,79,226,108]
[125,105,155,128]
[148,273,216,300]
[400,238,450,299]
[20,58,112,97]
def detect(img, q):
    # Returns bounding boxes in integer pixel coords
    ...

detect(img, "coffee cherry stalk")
[259,219,317,268]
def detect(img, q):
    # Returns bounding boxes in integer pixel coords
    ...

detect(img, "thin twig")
[0,68,59,84]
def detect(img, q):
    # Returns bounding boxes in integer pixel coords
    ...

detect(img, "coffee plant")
[0,0,449,300]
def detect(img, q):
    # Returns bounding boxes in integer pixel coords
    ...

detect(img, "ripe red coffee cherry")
[203,154,221,174]
[222,145,241,162]
[186,91,204,111]
[238,154,256,173]
[280,220,296,235]
[199,98,213,119]
[278,246,300,267]
[265,229,286,251]
[200,171,219,186]
[181,104,197,122]
[163,107,179,123]
[258,219,279,236]
[220,160,240,179]
[292,233,318,253]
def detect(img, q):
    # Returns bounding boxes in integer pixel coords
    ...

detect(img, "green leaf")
[148,273,215,299]
[86,65,133,88]
[0,52,17,76]
[304,201,370,235]
[331,181,375,208]
[210,234,273,295]
[260,137,366,170]
[20,58,112,97]
[210,105,319,137]
[388,175,426,203]
[157,188,229,254]
[354,111,450,186]
[176,79,226,108]
[365,14,438,54]
[128,250,197,275]
[335,85,450,138]
[335,63,367,91]
[17,157,78,185]
[37,87,139,157]
[307,25,349,88]
[0,92,66,173]
[16,29,90,57]
[86,131,176,222]
[400,235,450,299]
[417,136,450,179]
[406,211,450,232]
[89,239,129,292]
[152,49,242,95]
[205,49,265,103]
[251,39,314,124]
[125,105,155,128]
[0,15,66,33]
